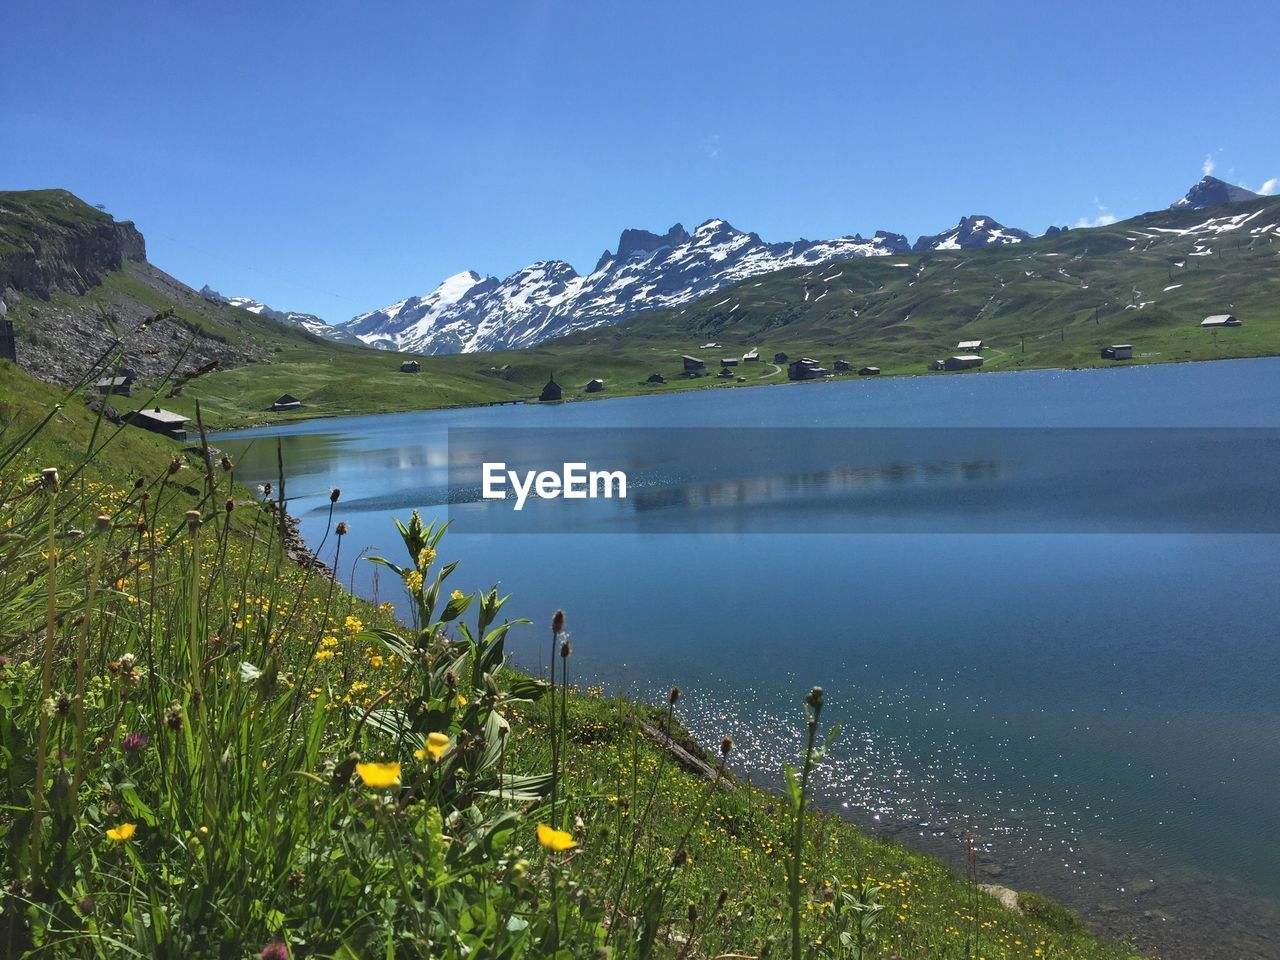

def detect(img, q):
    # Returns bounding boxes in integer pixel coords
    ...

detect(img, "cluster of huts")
[110,311,1255,432]
[537,374,606,401]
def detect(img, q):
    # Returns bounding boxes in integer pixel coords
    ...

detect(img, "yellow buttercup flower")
[454,693,468,707]
[106,823,137,843]
[355,761,401,789]
[344,615,363,636]
[415,731,451,762]
[537,823,577,851]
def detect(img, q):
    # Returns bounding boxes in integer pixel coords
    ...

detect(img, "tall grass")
[0,360,1144,960]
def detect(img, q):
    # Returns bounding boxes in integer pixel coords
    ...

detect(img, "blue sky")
[6,1,1278,323]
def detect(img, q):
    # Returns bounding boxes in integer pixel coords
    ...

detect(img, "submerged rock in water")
[1123,878,1158,897]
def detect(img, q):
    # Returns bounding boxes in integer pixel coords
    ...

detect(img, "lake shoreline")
[203,352,1276,433]
[213,357,1280,960]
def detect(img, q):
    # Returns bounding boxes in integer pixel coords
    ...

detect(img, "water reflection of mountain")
[631,459,1003,512]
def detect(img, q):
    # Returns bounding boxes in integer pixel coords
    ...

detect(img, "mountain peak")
[595,224,690,271]
[693,218,735,235]
[616,224,689,260]
[1172,176,1260,210]
[912,215,1030,252]
[434,270,485,294]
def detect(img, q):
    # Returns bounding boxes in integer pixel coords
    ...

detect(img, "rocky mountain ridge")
[1172,175,1261,210]
[341,218,929,355]
[197,286,362,345]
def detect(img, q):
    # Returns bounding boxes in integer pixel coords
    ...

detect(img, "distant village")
[0,299,1247,439]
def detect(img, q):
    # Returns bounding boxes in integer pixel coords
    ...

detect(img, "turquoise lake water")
[214,358,1280,959]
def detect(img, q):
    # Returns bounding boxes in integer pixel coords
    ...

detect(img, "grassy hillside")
[0,359,1142,958]
[547,194,1280,378]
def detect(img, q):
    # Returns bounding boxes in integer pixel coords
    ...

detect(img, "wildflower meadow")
[0,361,1141,959]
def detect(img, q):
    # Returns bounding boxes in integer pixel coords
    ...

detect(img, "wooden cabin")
[957,339,984,352]
[125,407,190,441]
[1101,345,1133,360]
[585,378,605,393]
[773,352,789,364]
[833,359,852,372]
[400,360,421,373]
[858,366,881,376]
[1201,314,1242,327]
[271,394,302,411]
[682,356,707,376]
[944,355,985,371]
[742,348,760,362]
[539,375,563,402]
[788,358,828,381]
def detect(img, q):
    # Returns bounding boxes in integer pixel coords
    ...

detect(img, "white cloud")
[1075,199,1117,228]
[1202,154,1216,177]
[1260,177,1280,196]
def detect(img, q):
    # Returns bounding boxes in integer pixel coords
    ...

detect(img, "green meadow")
[0,357,1145,957]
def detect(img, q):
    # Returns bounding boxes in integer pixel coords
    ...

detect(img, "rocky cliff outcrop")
[0,189,306,388]
[0,191,145,301]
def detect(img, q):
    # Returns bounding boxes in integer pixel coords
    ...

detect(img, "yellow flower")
[344,615,363,636]
[417,547,436,570]
[405,571,424,593]
[355,761,401,789]
[537,823,577,851]
[106,823,137,843]
[314,649,335,661]
[368,654,384,669]
[415,731,451,762]
[450,589,465,602]
[454,693,468,707]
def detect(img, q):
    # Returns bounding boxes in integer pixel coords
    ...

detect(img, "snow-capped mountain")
[1172,175,1260,210]
[199,286,362,345]
[341,220,912,354]
[911,215,1031,252]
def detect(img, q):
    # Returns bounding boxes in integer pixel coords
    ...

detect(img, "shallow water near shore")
[214,358,1280,960]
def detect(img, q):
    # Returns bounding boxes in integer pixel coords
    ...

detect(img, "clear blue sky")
[6,1,1278,324]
